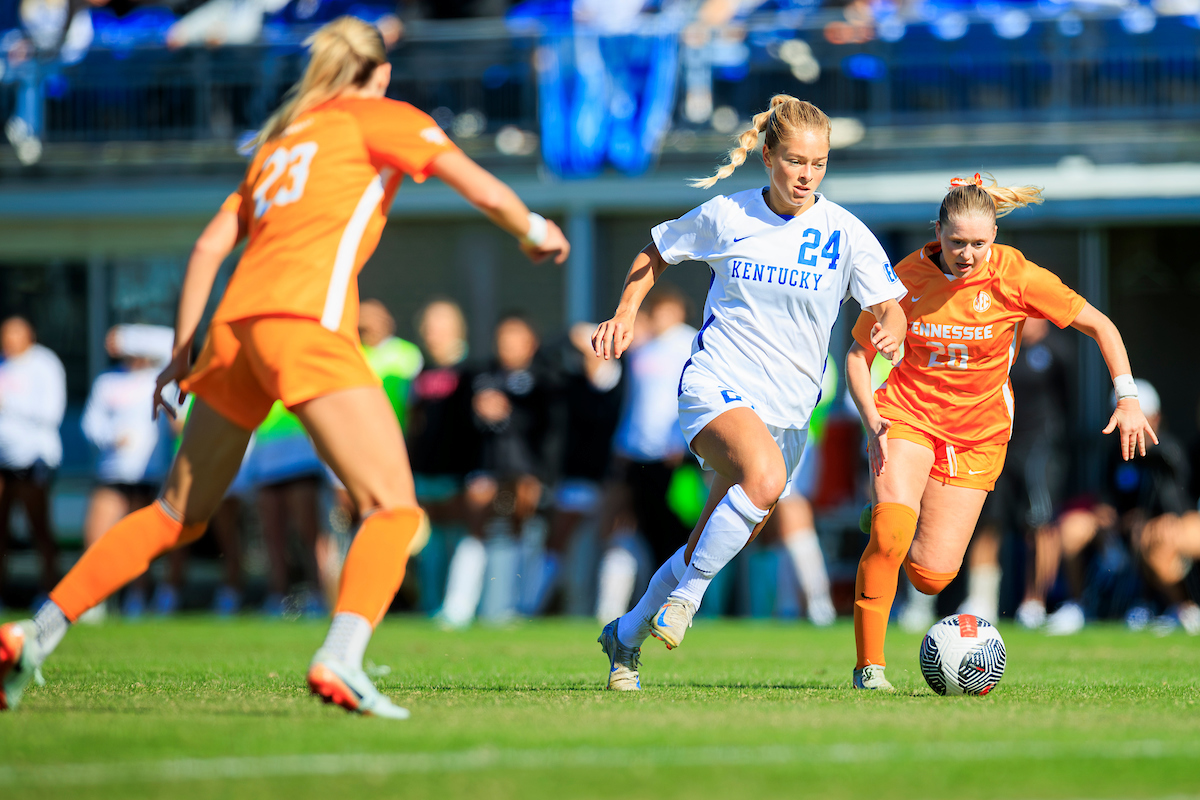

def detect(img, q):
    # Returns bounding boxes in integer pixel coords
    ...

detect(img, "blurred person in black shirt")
[1023,381,1199,635]
[406,299,476,612]
[407,299,477,509]
[961,317,1073,627]
[520,321,625,615]
[437,312,551,628]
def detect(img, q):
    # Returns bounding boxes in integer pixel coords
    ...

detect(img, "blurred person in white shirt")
[595,287,697,622]
[78,324,177,621]
[0,316,67,607]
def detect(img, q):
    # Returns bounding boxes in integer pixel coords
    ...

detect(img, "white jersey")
[653,188,906,429]
[81,367,175,485]
[612,321,696,462]
[0,343,67,469]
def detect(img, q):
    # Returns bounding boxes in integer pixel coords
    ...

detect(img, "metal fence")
[9,15,1200,148]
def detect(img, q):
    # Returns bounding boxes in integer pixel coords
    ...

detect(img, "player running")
[593,94,908,690]
[846,174,1156,690]
[0,16,568,716]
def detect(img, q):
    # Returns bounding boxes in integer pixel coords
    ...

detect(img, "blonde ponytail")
[255,17,386,148]
[941,172,1044,223]
[690,94,831,189]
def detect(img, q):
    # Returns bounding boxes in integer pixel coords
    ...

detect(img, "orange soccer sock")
[854,502,919,669]
[334,507,423,627]
[904,558,959,596]
[49,502,207,622]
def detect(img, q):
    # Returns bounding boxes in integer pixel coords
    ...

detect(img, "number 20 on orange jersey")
[253,142,319,219]
[927,341,969,370]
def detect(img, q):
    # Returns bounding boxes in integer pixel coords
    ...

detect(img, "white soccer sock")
[670,485,768,608]
[440,536,487,627]
[784,530,835,624]
[963,564,1001,623]
[616,546,687,648]
[32,601,70,657]
[595,543,639,626]
[320,612,372,670]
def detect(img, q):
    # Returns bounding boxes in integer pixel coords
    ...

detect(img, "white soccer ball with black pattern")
[919,614,1006,696]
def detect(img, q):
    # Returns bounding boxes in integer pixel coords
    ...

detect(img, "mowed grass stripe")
[3,738,1197,786]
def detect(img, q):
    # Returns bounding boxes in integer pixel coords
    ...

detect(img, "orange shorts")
[180,316,380,431]
[886,420,1008,491]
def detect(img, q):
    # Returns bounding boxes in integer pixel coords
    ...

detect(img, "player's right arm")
[592,243,670,361]
[428,149,569,265]
[154,204,243,420]
[846,339,891,476]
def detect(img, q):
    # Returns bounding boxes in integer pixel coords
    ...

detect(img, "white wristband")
[520,212,548,248]
[1113,373,1138,400]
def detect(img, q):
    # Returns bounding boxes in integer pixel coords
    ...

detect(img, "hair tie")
[950,172,983,188]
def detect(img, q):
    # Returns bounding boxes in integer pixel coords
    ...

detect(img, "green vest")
[363,336,424,431]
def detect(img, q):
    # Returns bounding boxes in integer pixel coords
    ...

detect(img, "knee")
[741,457,787,511]
[904,557,958,595]
[865,503,919,567]
[176,521,208,548]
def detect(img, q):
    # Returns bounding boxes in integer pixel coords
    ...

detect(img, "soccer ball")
[919,614,1006,696]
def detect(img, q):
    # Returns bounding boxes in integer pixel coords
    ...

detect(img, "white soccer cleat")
[597,619,641,691]
[307,652,410,719]
[1044,601,1085,636]
[0,620,45,711]
[853,664,894,691]
[649,598,697,650]
[1016,599,1046,629]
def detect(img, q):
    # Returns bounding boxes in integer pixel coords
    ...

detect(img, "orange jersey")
[212,97,458,340]
[852,242,1086,446]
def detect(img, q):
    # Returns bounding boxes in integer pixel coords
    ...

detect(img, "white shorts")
[678,365,808,500]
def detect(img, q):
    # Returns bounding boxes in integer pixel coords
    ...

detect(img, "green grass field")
[1,616,1198,799]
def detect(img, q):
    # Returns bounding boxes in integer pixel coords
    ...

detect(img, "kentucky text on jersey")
[730,260,826,291]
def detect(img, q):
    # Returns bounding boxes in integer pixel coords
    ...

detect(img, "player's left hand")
[153,346,191,421]
[520,220,570,265]
[870,323,901,365]
[1103,397,1158,461]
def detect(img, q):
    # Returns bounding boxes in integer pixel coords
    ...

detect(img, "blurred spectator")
[595,287,695,622]
[525,320,624,614]
[963,317,1074,627]
[250,401,329,617]
[407,299,475,517]
[406,299,474,612]
[170,0,402,49]
[359,298,423,433]
[1022,381,1198,635]
[758,354,839,626]
[438,312,550,628]
[77,324,177,622]
[0,315,66,608]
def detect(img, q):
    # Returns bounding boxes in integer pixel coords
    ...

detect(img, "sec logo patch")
[972,291,992,313]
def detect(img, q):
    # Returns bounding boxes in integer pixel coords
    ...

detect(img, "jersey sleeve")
[847,219,907,308]
[1017,263,1087,328]
[851,310,878,350]
[651,197,723,265]
[355,100,459,183]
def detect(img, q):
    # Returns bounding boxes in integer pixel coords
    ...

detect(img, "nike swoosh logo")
[733,236,751,243]
[968,469,986,475]
[860,592,881,601]
[910,294,924,302]
[656,608,670,627]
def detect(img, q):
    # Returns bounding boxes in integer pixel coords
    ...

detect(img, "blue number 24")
[798,229,842,270]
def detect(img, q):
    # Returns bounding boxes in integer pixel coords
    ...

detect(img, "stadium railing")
[2,15,1198,166]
